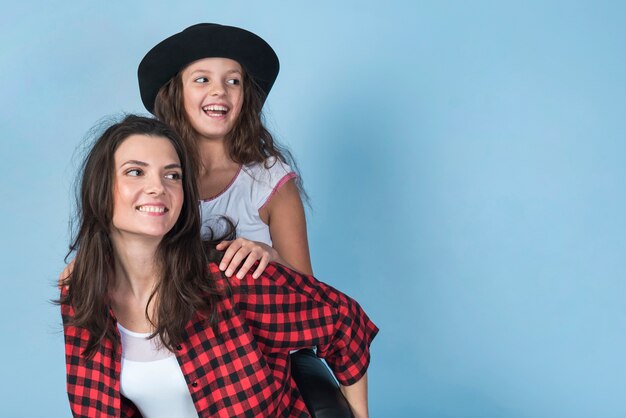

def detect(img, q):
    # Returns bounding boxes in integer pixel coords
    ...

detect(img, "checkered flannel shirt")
[62,262,378,417]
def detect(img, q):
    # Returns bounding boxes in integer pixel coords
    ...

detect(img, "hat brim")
[138,23,279,114]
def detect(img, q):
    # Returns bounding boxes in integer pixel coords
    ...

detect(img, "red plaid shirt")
[62,262,378,417]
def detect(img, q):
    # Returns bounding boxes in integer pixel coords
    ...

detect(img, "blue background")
[2,1,625,416]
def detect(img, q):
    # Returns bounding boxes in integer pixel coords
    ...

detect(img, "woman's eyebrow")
[121,160,148,167]
[121,160,181,169]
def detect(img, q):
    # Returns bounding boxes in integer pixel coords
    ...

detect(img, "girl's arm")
[260,178,313,275]
[217,178,312,279]
[341,373,369,418]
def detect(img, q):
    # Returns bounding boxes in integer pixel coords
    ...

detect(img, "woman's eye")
[227,78,241,85]
[194,77,209,83]
[126,169,142,177]
[165,172,182,180]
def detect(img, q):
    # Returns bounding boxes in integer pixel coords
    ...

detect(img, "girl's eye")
[227,78,241,85]
[194,77,209,83]
[165,172,182,180]
[126,169,142,177]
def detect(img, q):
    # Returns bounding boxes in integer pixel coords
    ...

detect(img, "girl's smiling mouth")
[202,104,229,117]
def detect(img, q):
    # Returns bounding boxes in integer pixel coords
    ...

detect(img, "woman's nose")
[145,176,165,195]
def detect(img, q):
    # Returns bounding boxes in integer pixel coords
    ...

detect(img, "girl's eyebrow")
[189,69,242,76]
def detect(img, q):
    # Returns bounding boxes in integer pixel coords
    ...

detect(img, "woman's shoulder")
[222,262,327,302]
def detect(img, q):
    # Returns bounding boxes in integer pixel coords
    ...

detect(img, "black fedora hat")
[138,23,279,114]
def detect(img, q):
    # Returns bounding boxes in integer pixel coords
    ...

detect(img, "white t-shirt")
[199,157,296,245]
[117,324,197,418]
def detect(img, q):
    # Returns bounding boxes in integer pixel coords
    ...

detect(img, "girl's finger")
[252,253,269,279]
[225,247,250,277]
[220,241,242,271]
[236,255,260,280]
[216,240,231,251]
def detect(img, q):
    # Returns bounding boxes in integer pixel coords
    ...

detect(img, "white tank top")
[117,324,197,417]
[199,157,296,244]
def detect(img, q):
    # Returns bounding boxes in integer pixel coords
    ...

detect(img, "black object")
[290,349,355,418]
[138,23,280,114]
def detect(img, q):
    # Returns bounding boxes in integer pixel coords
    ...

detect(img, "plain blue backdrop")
[2,1,626,416]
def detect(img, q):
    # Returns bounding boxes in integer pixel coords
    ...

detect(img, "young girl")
[58,115,376,417]
[138,23,312,280]
[137,24,360,415]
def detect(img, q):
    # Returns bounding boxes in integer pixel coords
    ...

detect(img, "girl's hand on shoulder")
[58,259,75,289]
[216,238,279,279]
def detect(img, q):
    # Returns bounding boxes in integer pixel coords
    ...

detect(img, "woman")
[59,115,377,417]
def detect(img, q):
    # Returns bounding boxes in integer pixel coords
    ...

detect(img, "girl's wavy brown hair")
[153,67,306,199]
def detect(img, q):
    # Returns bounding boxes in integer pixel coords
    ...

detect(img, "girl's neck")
[196,137,242,199]
[197,137,237,173]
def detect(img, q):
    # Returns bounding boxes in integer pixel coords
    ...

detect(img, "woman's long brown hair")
[58,115,223,358]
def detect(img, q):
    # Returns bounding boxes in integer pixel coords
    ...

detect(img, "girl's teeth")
[203,105,228,112]
[203,105,228,116]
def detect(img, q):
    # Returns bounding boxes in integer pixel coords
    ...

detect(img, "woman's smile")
[136,203,169,214]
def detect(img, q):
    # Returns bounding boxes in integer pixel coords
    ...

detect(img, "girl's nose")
[210,82,225,96]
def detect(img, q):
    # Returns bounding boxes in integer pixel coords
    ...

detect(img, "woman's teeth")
[137,206,167,213]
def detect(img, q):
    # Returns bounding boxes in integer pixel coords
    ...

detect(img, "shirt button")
[191,382,198,388]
